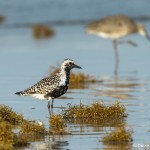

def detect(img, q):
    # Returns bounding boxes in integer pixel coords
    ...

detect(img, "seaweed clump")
[0,122,14,146]
[0,105,24,125]
[20,120,46,136]
[33,25,55,39]
[0,104,46,147]
[70,72,97,83]
[49,115,69,135]
[102,127,133,144]
[0,122,29,148]
[49,66,100,86]
[0,15,5,22]
[63,102,127,123]
[14,120,46,146]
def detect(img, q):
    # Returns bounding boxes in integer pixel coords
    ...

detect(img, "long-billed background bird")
[86,14,150,76]
[15,59,82,115]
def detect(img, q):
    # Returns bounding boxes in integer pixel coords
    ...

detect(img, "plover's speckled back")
[86,15,150,75]
[15,59,82,114]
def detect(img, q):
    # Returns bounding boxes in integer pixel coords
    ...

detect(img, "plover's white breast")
[31,94,45,100]
[59,73,67,86]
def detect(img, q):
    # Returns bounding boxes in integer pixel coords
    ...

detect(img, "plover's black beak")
[74,64,82,69]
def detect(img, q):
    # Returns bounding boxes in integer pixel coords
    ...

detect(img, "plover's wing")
[15,74,61,95]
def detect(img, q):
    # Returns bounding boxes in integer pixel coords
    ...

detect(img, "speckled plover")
[86,15,150,74]
[15,59,82,114]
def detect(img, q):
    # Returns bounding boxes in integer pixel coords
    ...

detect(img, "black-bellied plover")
[15,59,82,114]
[86,14,150,75]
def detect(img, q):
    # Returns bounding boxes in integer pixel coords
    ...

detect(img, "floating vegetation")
[0,105,46,148]
[0,122,14,146]
[63,102,127,123]
[70,72,97,83]
[33,25,55,39]
[0,105,24,125]
[19,120,46,143]
[0,121,29,148]
[69,72,99,89]
[20,120,46,136]
[13,133,29,147]
[49,66,100,84]
[48,66,59,75]
[0,15,5,22]
[49,115,69,135]
[102,127,133,144]
[0,102,129,148]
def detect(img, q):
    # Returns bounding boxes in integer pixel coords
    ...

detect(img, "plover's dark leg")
[47,98,51,115]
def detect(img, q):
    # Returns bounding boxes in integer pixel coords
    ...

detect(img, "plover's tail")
[15,91,26,96]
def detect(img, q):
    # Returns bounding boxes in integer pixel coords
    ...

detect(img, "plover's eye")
[69,62,73,65]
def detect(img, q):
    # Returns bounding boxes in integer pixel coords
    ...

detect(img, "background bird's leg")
[113,40,119,78]
[117,40,138,47]
[51,99,54,108]
[126,40,138,47]
[146,33,150,42]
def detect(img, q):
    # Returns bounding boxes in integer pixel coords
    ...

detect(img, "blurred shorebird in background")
[86,14,150,76]
[15,59,82,115]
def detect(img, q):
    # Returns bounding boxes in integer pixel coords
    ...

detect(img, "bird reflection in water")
[34,136,69,150]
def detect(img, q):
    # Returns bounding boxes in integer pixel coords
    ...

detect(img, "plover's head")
[61,59,82,71]
[137,23,150,41]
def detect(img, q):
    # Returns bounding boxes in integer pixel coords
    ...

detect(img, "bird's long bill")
[74,64,82,69]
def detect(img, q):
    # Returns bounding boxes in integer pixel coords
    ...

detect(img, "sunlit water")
[0,0,150,149]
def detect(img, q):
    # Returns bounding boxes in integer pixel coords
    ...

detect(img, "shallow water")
[1,0,150,149]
